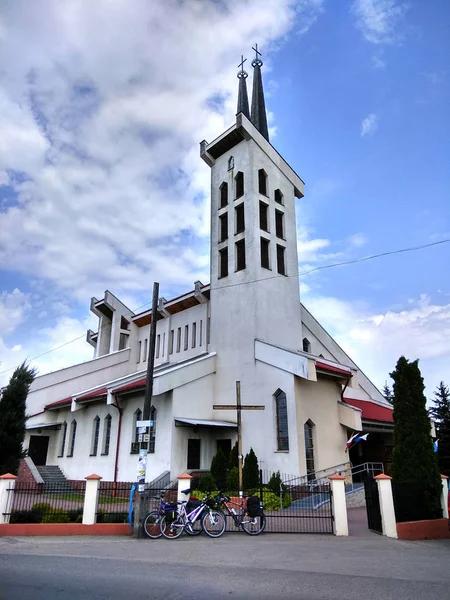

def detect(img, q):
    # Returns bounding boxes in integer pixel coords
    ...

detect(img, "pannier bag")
[165,502,178,521]
[186,499,202,520]
[246,496,262,518]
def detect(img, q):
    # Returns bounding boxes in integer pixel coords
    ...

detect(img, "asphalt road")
[1,533,449,600]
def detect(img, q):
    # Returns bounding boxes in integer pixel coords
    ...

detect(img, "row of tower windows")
[218,239,285,278]
[219,167,284,208]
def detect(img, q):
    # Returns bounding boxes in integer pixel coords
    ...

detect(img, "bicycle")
[143,491,179,539]
[216,492,266,535]
[160,494,226,539]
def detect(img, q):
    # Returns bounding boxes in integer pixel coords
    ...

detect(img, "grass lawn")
[44,493,127,504]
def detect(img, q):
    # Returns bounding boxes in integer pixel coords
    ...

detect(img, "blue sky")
[0,0,449,395]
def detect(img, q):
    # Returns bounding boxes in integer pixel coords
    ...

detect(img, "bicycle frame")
[219,496,251,528]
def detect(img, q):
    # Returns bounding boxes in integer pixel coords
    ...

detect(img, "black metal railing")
[392,480,443,523]
[97,481,136,523]
[6,481,86,524]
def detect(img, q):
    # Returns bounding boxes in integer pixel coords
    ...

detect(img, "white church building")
[23,53,394,485]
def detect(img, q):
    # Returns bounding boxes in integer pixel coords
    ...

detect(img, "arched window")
[102,414,112,456]
[258,169,268,196]
[235,171,244,199]
[302,337,311,353]
[58,421,67,457]
[228,156,234,170]
[149,406,157,454]
[274,390,289,451]
[304,420,315,481]
[131,408,142,454]
[67,420,77,457]
[220,182,228,208]
[90,415,100,456]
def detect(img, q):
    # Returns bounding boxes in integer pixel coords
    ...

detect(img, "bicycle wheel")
[143,510,163,539]
[160,515,184,539]
[185,517,203,536]
[241,513,266,536]
[201,510,226,538]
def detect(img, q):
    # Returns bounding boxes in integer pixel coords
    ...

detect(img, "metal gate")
[364,477,382,533]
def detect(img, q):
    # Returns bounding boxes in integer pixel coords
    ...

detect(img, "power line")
[1,237,449,378]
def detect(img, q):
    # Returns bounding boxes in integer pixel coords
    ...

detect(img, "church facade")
[23,53,393,485]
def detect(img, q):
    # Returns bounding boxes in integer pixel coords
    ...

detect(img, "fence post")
[0,474,17,524]
[374,474,397,538]
[83,474,102,525]
[441,475,449,519]
[177,473,192,502]
[329,474,348,536]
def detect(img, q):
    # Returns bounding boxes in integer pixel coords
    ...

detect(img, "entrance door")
[28,436,50,465]
[216,439,231,459]
[187,439,201,470]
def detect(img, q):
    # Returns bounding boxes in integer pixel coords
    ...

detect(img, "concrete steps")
[36,466,72,492]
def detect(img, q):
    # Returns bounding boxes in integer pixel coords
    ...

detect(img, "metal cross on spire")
[252,43,263,66]
[237,54,248,79]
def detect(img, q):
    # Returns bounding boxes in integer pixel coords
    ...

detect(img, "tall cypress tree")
[228,441,238,471]
[243,447,259,490]
[210,446,227,490]
[429,381,450,477]
[0,362,37,475]
[382,383,393,405]
[390,357,442,515]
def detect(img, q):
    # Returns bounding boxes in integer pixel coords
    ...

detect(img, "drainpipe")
[111,397,123,487]
[340,374,352,403]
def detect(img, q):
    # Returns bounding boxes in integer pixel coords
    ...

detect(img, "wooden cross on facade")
[213,381,265,494]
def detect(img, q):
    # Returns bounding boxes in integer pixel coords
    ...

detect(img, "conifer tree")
[210,446,227,489]
[228,440,238,470]
[382,383,393,405]
[243,447,259,489]
[429,381,450,477]
[390,357,442,515]
[0,362,37,475]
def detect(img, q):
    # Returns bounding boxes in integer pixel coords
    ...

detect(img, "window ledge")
[274,450,289,454]
[67,454,73,458]
[89,454,97,457]
[101,453,109,456]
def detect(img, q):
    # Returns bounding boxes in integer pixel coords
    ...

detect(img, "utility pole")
[134,282,159,539]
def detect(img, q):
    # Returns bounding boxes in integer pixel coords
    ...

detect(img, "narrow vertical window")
[169,330,174,355]
[235,171,244,199]
[156,334,161,358]
[261,237,270,269]
[177,328,181,352]
[132,408,142,451]
[304,420,315,480]
[149,406,157,454]
[302,337,311,353]
[102,414,112,456]
[219,247,228,278]
[137,341,142,363]
[275,390,289,451]
[219,213,228,242]
[207,317,211,344]
[90,416,100,456]
[199,320,203,346]
[277,244,286,275]
[184,325,189,350]
[220,182,228,208]
[58,421,67,457]
[259,201,269,232]
[162,332,166,356]
[258,169,267,196]
[275,210,284,239]
[143,338,148,362]
[274,189,283,205]
[235,203,245,234]
[228,156,234,170]
[192,322,197,348]
[68,420,77,457]
[235,239,246,271]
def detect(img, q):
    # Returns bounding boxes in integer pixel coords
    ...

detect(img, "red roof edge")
[45,398,72,410]
[113,377,146,395]
[316,361,352,377]
[75,387,108,402]
[344,398,393,423]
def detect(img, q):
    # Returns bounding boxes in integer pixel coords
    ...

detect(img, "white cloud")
[0,289,30,336]
[372,54,386,69]
[361,113,379,136]
[303,292,450,394]
[352,0,408,45]
[348,233,368,247]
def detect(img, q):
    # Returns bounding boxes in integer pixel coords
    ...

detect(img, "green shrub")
[198,472,216,493]
[10,510,41,524]
[67,509,83,523]
[267,471,283,495]
[96,509,105,523]
[243,448,259,490]
[226,467,239,490]
[41,510,70,523]
[229,441,238,470]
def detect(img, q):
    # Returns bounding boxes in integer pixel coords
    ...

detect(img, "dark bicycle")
[216,492,266,535]
[143,491,178,539]
[160,493,226,539]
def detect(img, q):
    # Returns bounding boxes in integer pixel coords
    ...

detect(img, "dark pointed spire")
[250,44,269,142]
[237,55,250,119]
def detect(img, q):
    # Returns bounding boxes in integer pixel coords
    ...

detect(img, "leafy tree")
[226,467,239,491]
[228,441,238,471]
[390,357,442,516]
[382,382,393,405]
[210,447,227,490]
[268,470,284,495]
[0,362,37,475]
[429,381,450,477]
[243,447,259,490]
[198,472,216,493]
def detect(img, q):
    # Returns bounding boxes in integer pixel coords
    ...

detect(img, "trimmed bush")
[226,467,239,491]
[210,447,228,490]
[198,472,216,493]
[41,510,70,523]
[243,448,259,490]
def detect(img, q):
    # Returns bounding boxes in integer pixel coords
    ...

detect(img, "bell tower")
[200,47,305,374]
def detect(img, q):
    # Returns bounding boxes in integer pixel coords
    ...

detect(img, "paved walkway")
[347,506,378,537]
